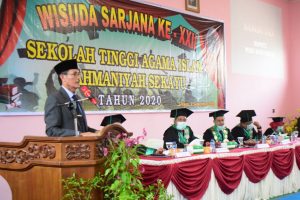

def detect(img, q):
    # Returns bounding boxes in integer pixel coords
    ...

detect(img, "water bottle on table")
[262,135,266,144]
[237,137,244,148]
[291,131,299,142]
[210,139,216,153]
[274,135,278,144]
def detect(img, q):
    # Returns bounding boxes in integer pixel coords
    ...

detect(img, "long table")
[140,142,300,200]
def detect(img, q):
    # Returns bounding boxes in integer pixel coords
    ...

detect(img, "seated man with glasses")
[44,59,97,136]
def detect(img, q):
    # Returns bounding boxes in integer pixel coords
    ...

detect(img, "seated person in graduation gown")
[101,114,163,155]
[231,110,263,143]
[264,117,285,136]
[203,110,235,146]
[163,108,197,149]
[44,59,97,137]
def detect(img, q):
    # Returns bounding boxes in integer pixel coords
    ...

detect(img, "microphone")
[80,86,99,107]
[57,97,88,106]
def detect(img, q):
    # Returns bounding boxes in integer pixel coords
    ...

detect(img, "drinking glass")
[199,139,204,146]
[294,131,299,139]
[270,135,275,145]
[166,142,173,150]
[291,132,294,142]
[172,142,177,149]
[166,142,176,156]
[237,137,244,148]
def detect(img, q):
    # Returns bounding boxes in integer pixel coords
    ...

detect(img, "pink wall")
[0,0,299,143]
[288,1,300,113]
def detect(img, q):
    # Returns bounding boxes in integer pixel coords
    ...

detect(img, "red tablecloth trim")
[141,164,173,187]
[271,148,294,180]
[295,146,300,170]
[171,158,212,200]
[244,152,272,183]
[213,156,244,194]
[141,146,298,198]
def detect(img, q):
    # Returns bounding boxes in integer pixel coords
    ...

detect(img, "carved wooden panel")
[65,144,91,160]
[96,139,109,157]
[0,144,56,164]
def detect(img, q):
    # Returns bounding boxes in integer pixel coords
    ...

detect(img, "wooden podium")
[0,124,129,200]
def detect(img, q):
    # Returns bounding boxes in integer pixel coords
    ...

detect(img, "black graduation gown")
[264,128,276,136]
[231,125,262,142]
[163,126,197,149]
[203,127,234,146]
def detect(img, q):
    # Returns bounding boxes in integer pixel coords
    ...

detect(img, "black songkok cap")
[54,59,79,75]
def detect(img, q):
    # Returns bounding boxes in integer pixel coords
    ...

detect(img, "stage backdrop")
[0,0,225,115]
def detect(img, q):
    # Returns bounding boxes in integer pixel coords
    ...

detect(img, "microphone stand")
[70,100,79,137]
[58,97,89,137]
[59,98,89,105]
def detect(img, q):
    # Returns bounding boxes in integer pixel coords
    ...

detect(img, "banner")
[0,0,226,115]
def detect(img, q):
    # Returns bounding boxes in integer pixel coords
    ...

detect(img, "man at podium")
[44,59,97,137]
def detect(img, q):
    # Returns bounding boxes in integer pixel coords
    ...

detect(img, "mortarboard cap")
[209,110,228,119]
[237,110,256,123]
[100,114,126,126]
[13,77,32,87]
[269,117,285,122]
[54,59,79,75]
[170,108,193,118]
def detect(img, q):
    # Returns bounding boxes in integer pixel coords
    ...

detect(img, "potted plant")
[63,130,172,200]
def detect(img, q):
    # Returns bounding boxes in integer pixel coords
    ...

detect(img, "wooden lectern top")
[0,124,131,200]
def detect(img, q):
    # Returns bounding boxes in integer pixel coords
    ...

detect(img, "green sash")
[243,128,253,139]
[174,125,190,144]
[211,126,228,142]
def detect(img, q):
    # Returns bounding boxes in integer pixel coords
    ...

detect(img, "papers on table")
[216,148,230,153]
[189,139,204,146]
[255,143,270,149]
[280,139,291,145]
[175,152,191,158]
[163,150,169,155]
